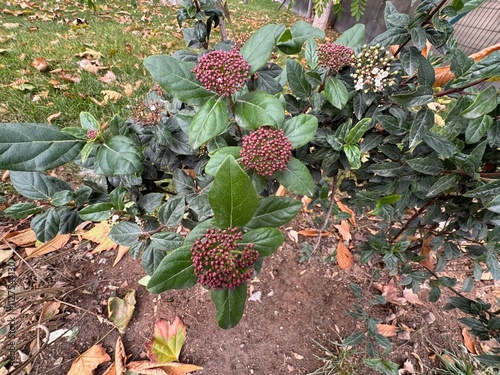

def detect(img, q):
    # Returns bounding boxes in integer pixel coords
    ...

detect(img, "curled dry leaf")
[67,344,111,375]
[40,301,61,321]
[99,70,117,84]
[25,233,71,259]
[31,57,50,72]
[297,229,332,237]
[377,323,398,337]
[108,290,136,334]
[402,288,425,306]
[47,112,62,124]
[461,328,478,354]
[4,228,37,247]
[335,197,356,226]
[375,278,407,306]
[115,336,127,375]
[333,220,351,242]
[336,241,353,269]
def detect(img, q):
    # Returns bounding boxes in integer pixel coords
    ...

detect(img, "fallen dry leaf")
[126,361,202,375]
[79,221,118,254]
[146,317,186,363]
[398,359,416,374]
[99,70,117,84]
[335,198,356,226]
[419,235,435,270]
[336,241,353,269]
[25,234,71,258]
[115,336,127,375]
[102,90,123,103]
[58,71,81,83]
[376,279,407,305]
[334,220,351,242]
[47,112,62,124]
[113,245,130,267]
[31,57,50,72]
[120,83,134,97]
[4,228,37,247]
[40,301,61,321]
[67,344,111,375]
[377,323,398,337]
[108,290,136,334]
[402,288,425,306]
[297,229,332,237]
[461,328,478,354]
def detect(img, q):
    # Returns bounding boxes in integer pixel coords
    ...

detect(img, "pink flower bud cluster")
[317,43,355,72]
[351,44,397,93]
[191,227,259,290]
[86,129,98,139]
[192,49,250,97]
[240,127,292,177]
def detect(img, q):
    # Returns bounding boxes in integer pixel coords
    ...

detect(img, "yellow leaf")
[67,344,111,375]
[79,221,118,254]
[108,290,136,333]
[102,90,122,103]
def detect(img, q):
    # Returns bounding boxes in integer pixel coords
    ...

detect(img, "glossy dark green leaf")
[241,227,284,257]
[343,144,361,169]
[485,251,500,281]
[206,147,242,176]
[286,59,311,98]
[158,196,186,227]
[277,21,324,55]
[108,222,143,246]
[210,283,247,329]
[465,115,493,144]
[0,123,84,171]
[51,190,74,206]
[275,157,315,196]
[95,136,143,176]
[281,114,318,149]
[189,194,213,222]
[5,203,41,219]
[409,107,434,148]
[335,23,365,48]
[147,245,197,292]
[234,92,285,129]
[464,179,500,198]
[370,162,403,177]
[208,156,258,228]
[31,208,59,243]
[109,114,129,136]
[142,243,167,275]
[144,55,215,106]
[78,202,114,221]
[184,220,215,245]
[189,98,229,149]
[406,157,443,175]
[305,38,318,69]
[241,24,281,74]
[109,187,127,211]
[324,77,349,110]
[245,196,302,230]
[10,171,72,201]
[426,174,460,197]
[423,134,459,158]
[342,331,365,346]
[411,26,427,50]
[80,112,100,131]
[461,86,497,119]
[371,27,409,47]
[390,86,433,107]
[465,51,500,79]
[346,118,371,145]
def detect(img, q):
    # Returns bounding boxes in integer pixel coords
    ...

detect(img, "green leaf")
[245,196,301,230]
[464,179,500,198]
[138,193,163,213]
[80,112,100,131]
[150,232,184,251]
[31,208,60,243]
[343,144,362,169]
[346,118,371,145]
[305,38,318,69]
[371,27,409,47]
[208,156,258,228]
[108,222,143,246]
[5,203,41,219]
[188,97,229,149]
[79,142,94,164]
[206,147,242,175]
[461,86,498,119]
[144,55,215,106]
[107,290,136,334]
[51,190,74,206]
[465,115,493,144]
[281,114,318,149]
[158,196,186,227]
[147,245,197,293]
[286,59,311,98]
[142,243,166,275]
[324,77,349,110]
[0,123,84,171]
[61,126,88,139]
[95,136,143,176]
[409,107,434,148]
[241,24,281,75]
[79,202,113,221]
[277,21,325,55]
[406,157,443,175]
[109,187,127,211]
[275,157,315,196]
[210,283,247,329]
[241,228,284,257]
[423,134,459,158]
[335,23,365,48]
[184,219,215,245]
[145,317,186,363]
[234,92,285,129]
[485,251,500,281]
[364,358,399,375]
[343,331,365,346]
[9,171,72,201]
[411,26,427,51]
[426,174,461,197]
[465,51,500,79]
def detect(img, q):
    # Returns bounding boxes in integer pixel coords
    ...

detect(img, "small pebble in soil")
[398,330,411,340]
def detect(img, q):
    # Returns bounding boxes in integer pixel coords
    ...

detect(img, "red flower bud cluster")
[86,129,98,139]
[192,49,250,97]
[317,43,355,72]
[240,127,292,177]
[191,227,259,290]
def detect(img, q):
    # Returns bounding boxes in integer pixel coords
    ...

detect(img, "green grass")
[0,0,302,126]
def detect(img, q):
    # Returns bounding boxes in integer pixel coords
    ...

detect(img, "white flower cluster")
[351,44,397,93]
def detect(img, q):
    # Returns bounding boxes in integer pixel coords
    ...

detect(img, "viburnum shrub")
[1,2,499,361]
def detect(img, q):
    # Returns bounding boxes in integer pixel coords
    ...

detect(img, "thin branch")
[434,78,488,98]
[390,198,437,243]
[311,174,338,254]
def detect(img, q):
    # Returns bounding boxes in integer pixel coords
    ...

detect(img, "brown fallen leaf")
[40,301,61,321]
[120,83,134,97]
[108,290,136,334]
[4,228,37,247]
[419,235,435,270]
[47,112,62,124]
[126,361,202,375]
[115,336,127,375]
[79,221,118,254]
[377,323,398,337]
[375,278,407,305]
[67,344,111,375]
[102,90,123,103]
[402,288,425,306]
[335,198,356,226]
[113,245,130,267]
[297,229,332,237]
[25,233,71,259]
[333,220,351,242]
[336,241,353,269]
[31,57,50,72]
[461,328,478,354]
[58,71,81,83]
[99,70,117,84]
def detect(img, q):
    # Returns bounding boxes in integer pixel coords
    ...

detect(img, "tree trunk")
[312,0,332,30]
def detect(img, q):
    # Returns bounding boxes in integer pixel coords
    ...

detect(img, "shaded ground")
[3,211,497,375]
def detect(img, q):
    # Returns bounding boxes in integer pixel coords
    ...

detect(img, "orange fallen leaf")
[4,228,37,247]
[297,229,332,237]
[461,328,478,354]
[113,245,130,267]
[47,112,62,124]
[336,241,353,269]
[419,235,435,270]
[115,336,127,375]
[335,198,356,226]
[377,323,398,337]
[333,220,351,242]
[25,234,71,258]
[67,344,111,375]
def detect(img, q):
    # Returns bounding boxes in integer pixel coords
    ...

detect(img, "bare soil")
[4,212,498,375]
